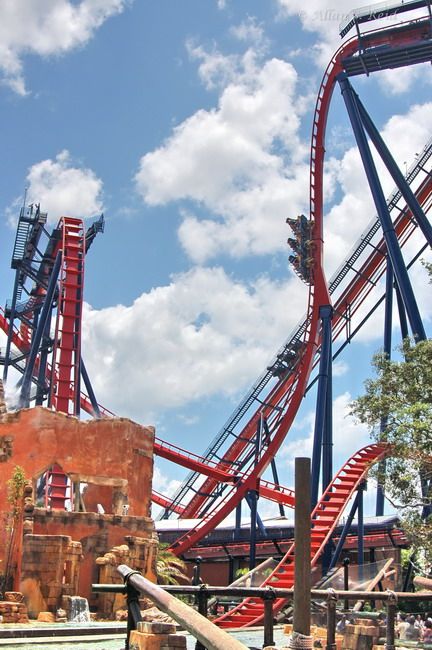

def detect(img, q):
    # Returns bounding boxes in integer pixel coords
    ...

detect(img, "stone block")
[37,611,56,623]
[160,638,187,650]
[358,626,379,637]
[314,626,327,639]
[343,634,374,650]
[129,632,186,650]
[137,621,177,634]
[4,592,24,603]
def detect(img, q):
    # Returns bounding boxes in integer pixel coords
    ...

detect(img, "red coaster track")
[49,217,85,415]
[1,17,431,541]
[0,11,430,627]
[215,443,388,627]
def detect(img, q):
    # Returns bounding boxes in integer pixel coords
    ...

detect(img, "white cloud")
[333,360,348,377]
[186,41,239,91]
[136,46,311,263]
[323,102,432,281]
[230,17,267,47]
[378,65,432,96]
[333,391,370,456]
[9,150,104,224]
[81,266,308,422]
[151,465,182,519]
[137,33,431,276]
[152,466,181,498]
[276,0,429,93]
[0,0,129,95]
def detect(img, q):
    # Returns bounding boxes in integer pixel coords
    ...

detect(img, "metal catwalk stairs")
[215,443,388,628]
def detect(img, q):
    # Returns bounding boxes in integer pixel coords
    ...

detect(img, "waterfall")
[69,596,90,623]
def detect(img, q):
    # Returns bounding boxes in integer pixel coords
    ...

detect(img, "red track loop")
[167,16,432,558]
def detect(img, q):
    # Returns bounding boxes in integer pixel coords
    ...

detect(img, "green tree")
[156,543,190,585]
[351,339,432,568]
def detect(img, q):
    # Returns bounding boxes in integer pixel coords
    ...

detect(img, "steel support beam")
[356,95,432,247]
[329,491,360,571]
[3,272,21,383]
[338,73,426,342]
[19,251,61,408]
[35,313,50,405]
[311,305,333,508]
[358,481,365,570]
[247,489,258,571]
[80,358,101,418]
[270,458,286,517]
[376,261,393,516]
[395,283,409,340]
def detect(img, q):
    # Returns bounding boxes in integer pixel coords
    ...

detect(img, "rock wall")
[20,534,81,617]
[0,406,158,615]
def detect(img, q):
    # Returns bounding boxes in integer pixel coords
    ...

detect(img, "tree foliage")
[351,339,432,566]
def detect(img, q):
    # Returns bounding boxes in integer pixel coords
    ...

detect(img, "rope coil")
[288,631,314,649]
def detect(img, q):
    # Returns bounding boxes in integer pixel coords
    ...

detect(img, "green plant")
[7,465,26,520]
[156,543,190,585]
[4,466,27,590]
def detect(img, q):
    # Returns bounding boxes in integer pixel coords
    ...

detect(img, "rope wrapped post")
[263,587,276,647]
[326,589,338,650]
[385,590,397,650]
[290,457,312,650]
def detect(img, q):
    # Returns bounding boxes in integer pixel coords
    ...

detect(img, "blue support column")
[311,305,333,508]
[355,96,432,247]
[75,357,81,417]
[245,491,267,536]
[247,415,265,570]
[235,500,242,540]
[35,314,51,406]
[358,481,365,570]
[19,251,62,408]
[322,317,333,494]
[247,489,258,571]
[80,358,101,417]
[329,491,360,570]
[270,458,286,517]
[3,272,20,383]
[376,260,393,516]
[338,73,426,342]
[395,283,409,340]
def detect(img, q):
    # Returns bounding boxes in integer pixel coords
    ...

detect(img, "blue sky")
[0,0,431,517]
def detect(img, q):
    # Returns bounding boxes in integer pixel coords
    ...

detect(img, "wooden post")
[326,590,338,650]
[385,592,397,650]
[294,457,311,636]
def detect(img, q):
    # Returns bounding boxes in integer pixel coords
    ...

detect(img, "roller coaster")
[0,0,431,629]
